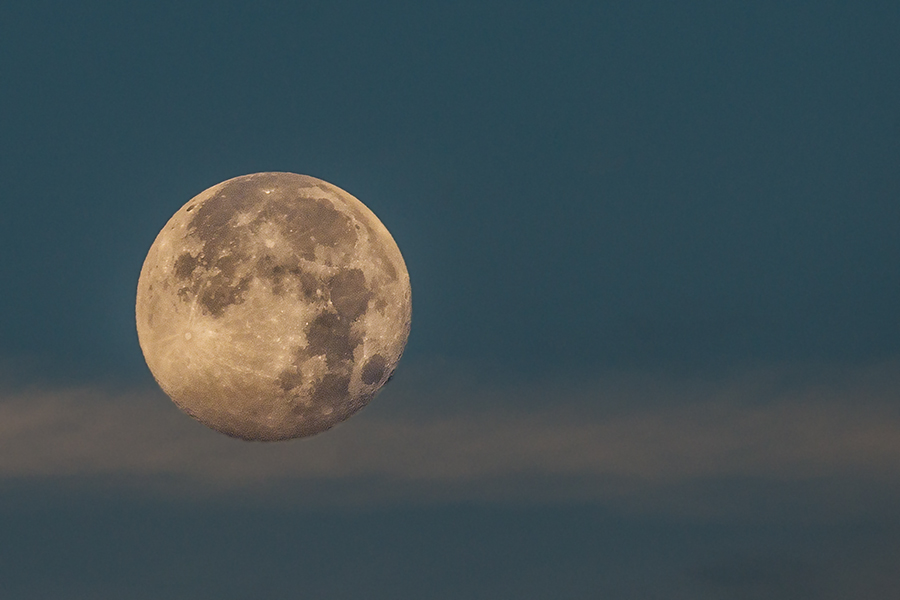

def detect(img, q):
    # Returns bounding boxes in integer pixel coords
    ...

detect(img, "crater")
[361,354,387,385]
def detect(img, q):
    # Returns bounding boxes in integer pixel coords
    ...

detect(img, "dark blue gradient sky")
[1,1,899,598]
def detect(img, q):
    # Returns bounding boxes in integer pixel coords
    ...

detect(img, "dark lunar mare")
[361,354,388,385]
[174,174,359,319]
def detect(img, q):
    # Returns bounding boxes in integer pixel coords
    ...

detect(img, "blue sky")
[1,1,899,597]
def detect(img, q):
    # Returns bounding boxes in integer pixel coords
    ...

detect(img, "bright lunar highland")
[135,173,411,441]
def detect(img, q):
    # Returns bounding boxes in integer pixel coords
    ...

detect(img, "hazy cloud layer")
[1,361,898,512]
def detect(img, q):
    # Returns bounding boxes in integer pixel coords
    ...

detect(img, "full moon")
[135,172,411,441]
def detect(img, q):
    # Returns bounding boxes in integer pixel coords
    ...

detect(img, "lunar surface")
[135,173,411,441]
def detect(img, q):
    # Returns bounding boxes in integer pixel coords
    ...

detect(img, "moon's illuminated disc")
[135,173,411,441]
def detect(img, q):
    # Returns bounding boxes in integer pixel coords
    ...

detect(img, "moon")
[135,172,411,441]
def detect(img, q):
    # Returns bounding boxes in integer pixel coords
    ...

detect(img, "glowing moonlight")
[135,173,411,441]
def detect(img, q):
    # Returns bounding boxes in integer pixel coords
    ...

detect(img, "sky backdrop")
[1,1,899,598]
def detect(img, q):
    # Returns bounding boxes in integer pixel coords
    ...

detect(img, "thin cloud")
[1,361,899,511]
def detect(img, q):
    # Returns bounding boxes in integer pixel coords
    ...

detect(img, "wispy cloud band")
[1,361,898,511]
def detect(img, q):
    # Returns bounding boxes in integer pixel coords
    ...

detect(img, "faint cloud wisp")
[1,361,898,513]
